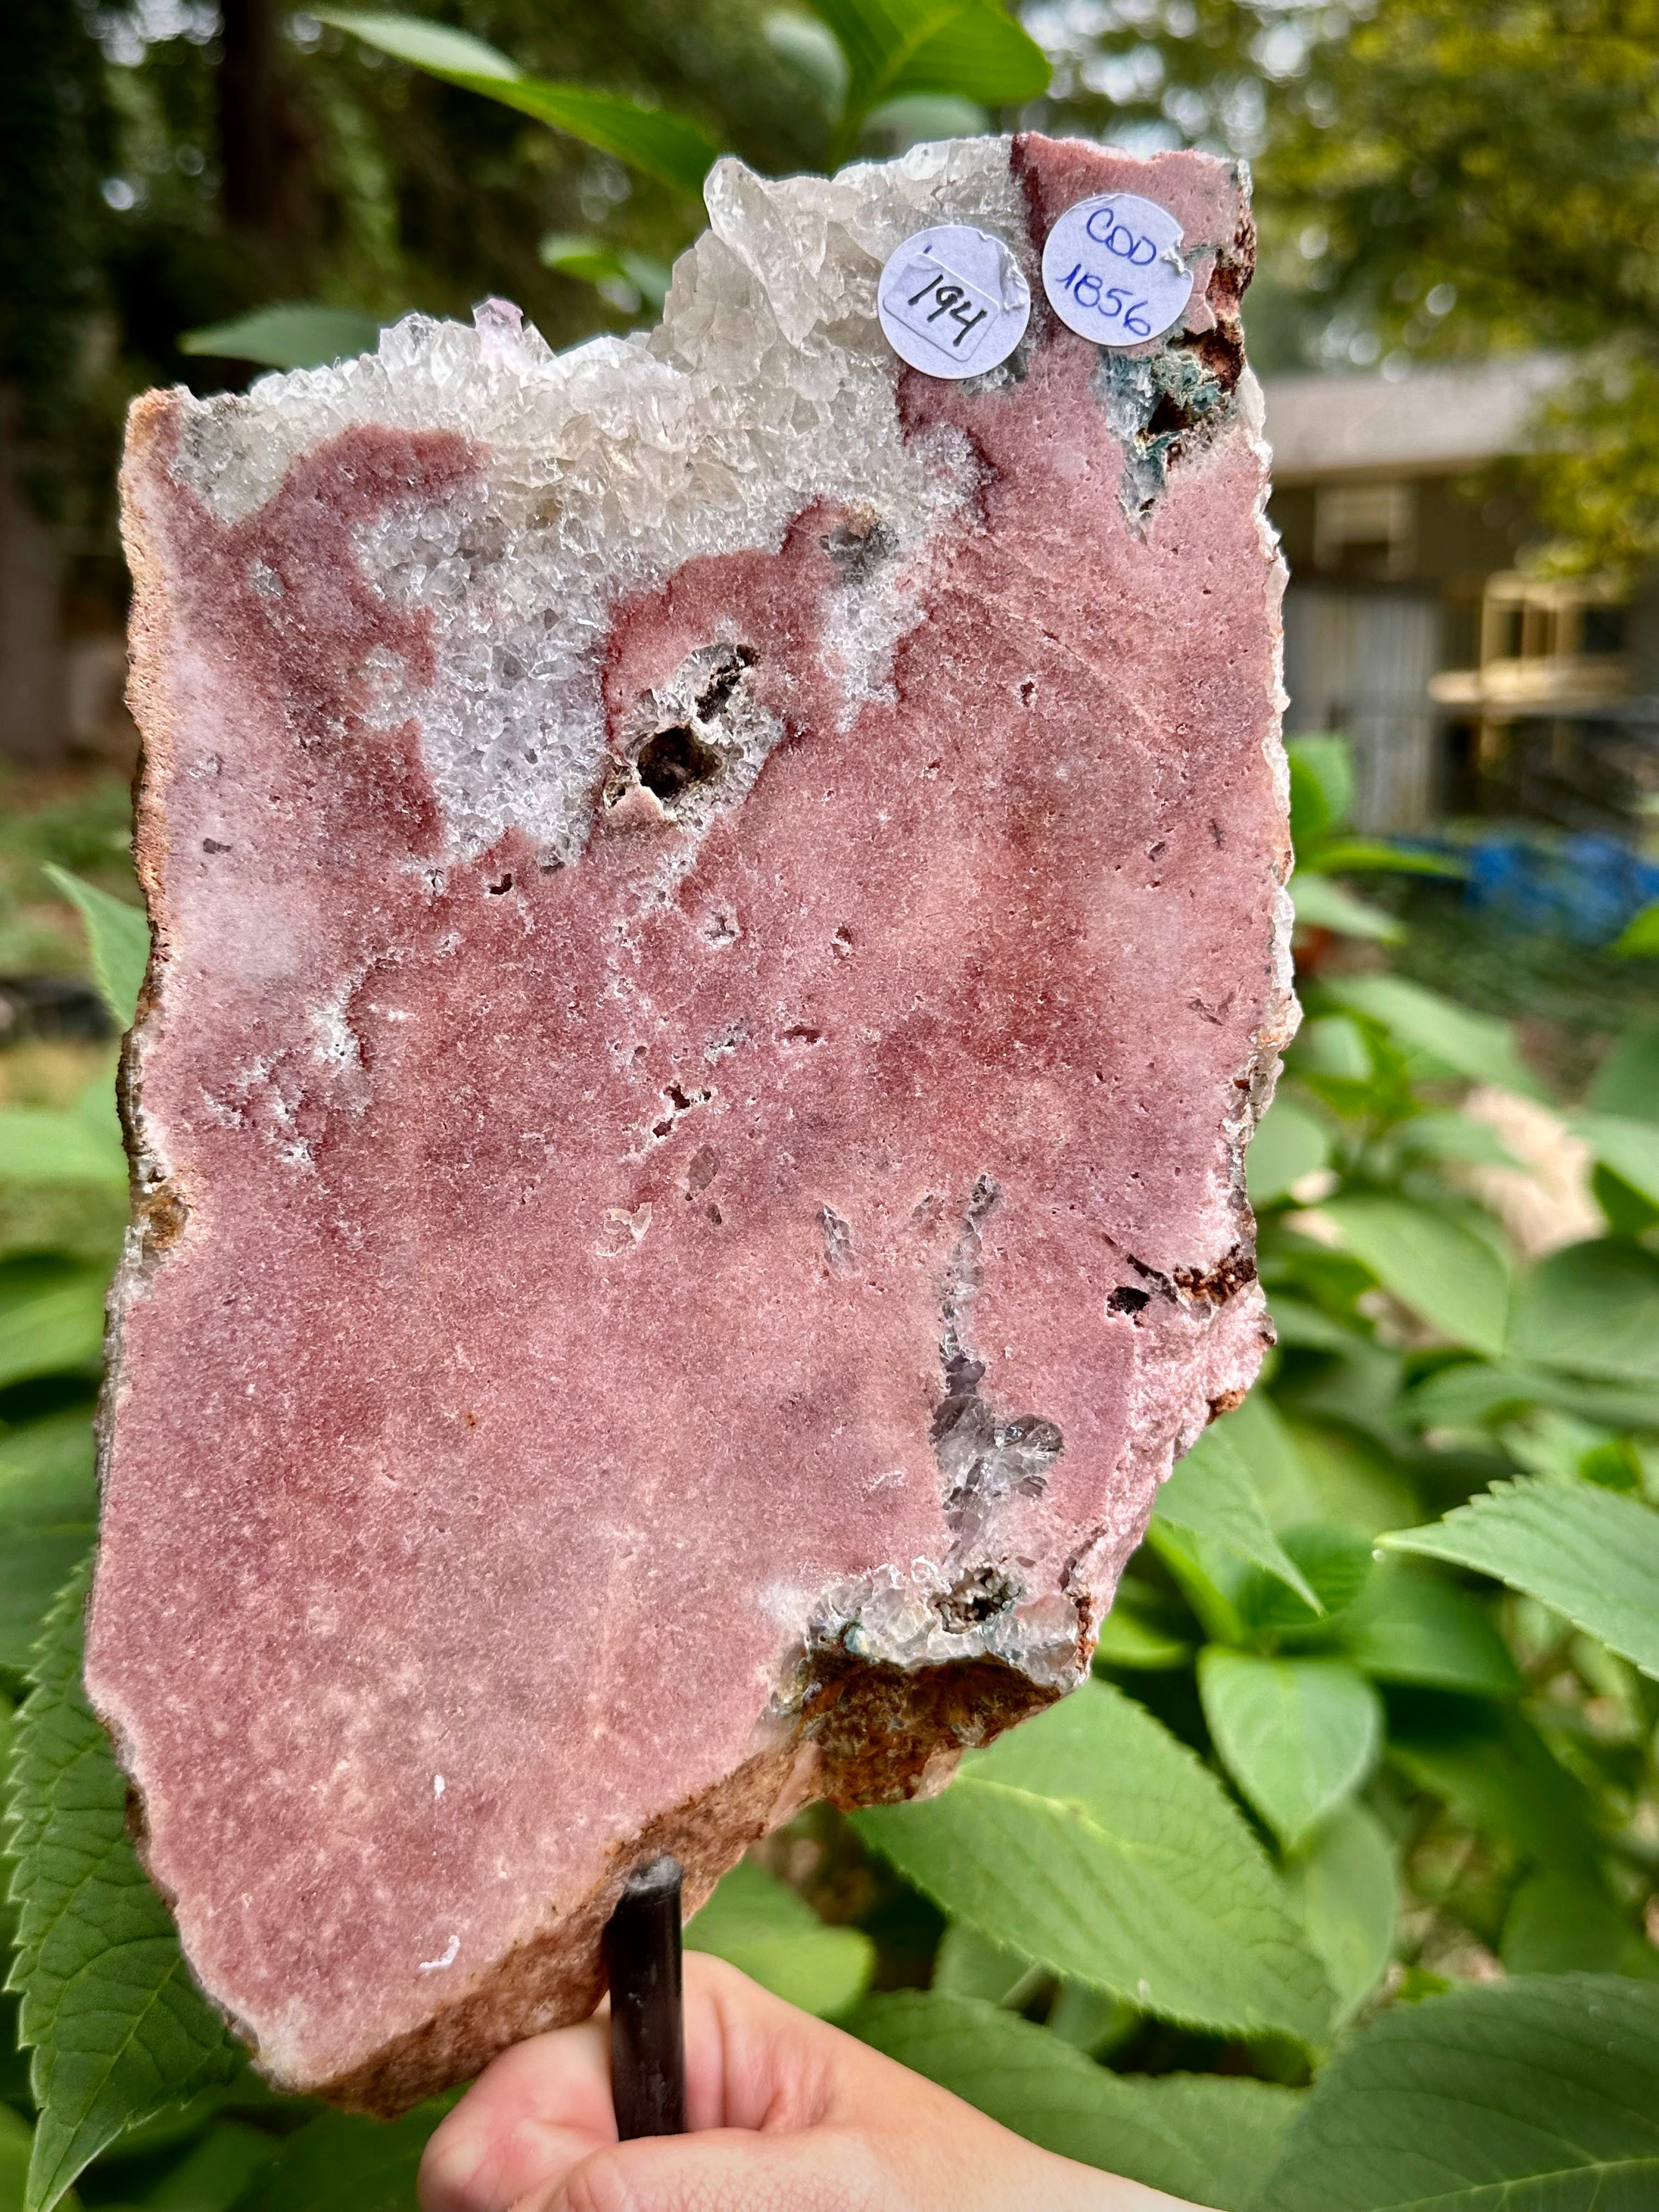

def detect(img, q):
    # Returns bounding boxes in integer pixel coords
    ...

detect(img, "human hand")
[420,1951,1210,2212]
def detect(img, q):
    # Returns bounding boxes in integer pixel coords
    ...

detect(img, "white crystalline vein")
[170,140,1028,860]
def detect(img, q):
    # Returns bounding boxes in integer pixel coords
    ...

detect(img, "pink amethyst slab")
[92,131,1294,2110]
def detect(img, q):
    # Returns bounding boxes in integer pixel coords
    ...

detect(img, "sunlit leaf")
[1387,1476,1659,1680]
[41,870,148,1029]
[1325,974,1544,1099]
[1247,1097,1331,1207]
[1199,1652,1382,1848]
[805,0,1048,154]
[1251,1976,1659,2212]
[686,1859,872,2016]
[853,1992,1300,2212]
[318,10,720,192]
[1285,1802,1396,2025]
[179,304,384,370]
[1509,1237,1659,1385]
[1290,874,1403,943]
[1612,898,1659,958]
[854,1682,1334,2046]
[1286,737,1353,847]
[1320,1197,1510,1358]
[1154,1422,1322,1612]
[1573,1111,1659,1211]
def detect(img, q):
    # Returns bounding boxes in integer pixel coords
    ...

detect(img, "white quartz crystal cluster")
[171,142,1037,862]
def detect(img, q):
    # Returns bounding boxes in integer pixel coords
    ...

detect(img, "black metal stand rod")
[606,1854,687,2141]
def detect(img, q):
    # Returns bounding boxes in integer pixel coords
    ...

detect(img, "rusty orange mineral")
[91,133,1294,2111]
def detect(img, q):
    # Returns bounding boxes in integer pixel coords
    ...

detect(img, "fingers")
[518,2123,895,2212]
[420,2017,614,2212]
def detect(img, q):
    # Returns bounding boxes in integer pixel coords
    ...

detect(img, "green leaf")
[853,1681,1334,2046]
[1612,899,1659,958]
[1154,1423,1322,1613]
[0,2108,65,2212]
[1313,838,1466,876]
[1387,1477,1659,1680]
[1287,738,1354,847]
[1320,1197,1510,1358]
[1341,1564,1520,1699]
[1285,1803,1396,2026]
[851,1992,1300,2212]
[805,0,1048,154]
[40,870,148,1030]
[1588,1025,1659,1120]
[0,1082,126,1189]
[143,2120,277,2210]
[1387,1706,1600,1881]
[179,304,384,371]
[1234,1523,1374,1639]
[1404,1356,1659,1436]
[318,10,720,193]
[250,2100,455,2212]
[1247,1098,1331,1208]
[1250,1974,1659,2212]
[685,1859,872,2017]
[1573,1113,1659,1211]
[1198,1652,1382,1849]
[1500,1870,1630,1977]
[1394,1110,1516,1166]
[1290,874,1403,943]
[764,11,850,111]
[538,235,670,312]
[0,1262,107,1391]
[7,1561,242,2212]
[1324,974,1544,1099]
[316,8,518,74]
[1509,1237,1659,1385]
[1092,1578,1190,1671]
[860,91,987,142]
[0,1414,97,1672]
[930,1920,1030,2004]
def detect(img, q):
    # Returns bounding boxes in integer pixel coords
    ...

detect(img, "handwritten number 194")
[906,272,990,350]
[1058,264,1153,340]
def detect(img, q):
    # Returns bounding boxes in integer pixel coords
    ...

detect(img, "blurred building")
[1265,359,1659,836]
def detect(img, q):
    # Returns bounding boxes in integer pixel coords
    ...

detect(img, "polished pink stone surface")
[91,132,1291,2108]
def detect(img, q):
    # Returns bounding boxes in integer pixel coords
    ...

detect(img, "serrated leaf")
[1290,874,1403,943]
[1341,1564,1520,1698]
[1246,1098,1330,1207]
[851,1991,1300,2211]
[854,1681,1334,2046]
[179,304,384,371]
[1154,1423,1322,1612]
[6,1561,241,2212]
[0,1263,107,1391]
[1325,974,1544,1099]
[250,2100,454,2212]
[1510,1236,1659,1386]
[40,871,148,1031]
[686,1859,871,2017]
[0,1414,97,1672]
[1285,1803,1396,2027]
[318,10,720,192]
[1250,1974,1659,2212]
[1386,1477,1659,1680]
[1199,1652,1381,1849]
[1320,1197,1510,1358]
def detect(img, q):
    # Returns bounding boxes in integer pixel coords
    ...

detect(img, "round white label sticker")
[1041,193,1193,348]
[877,224,1031,380]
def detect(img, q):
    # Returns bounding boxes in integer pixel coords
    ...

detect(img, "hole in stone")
[1107,1286,1150,1316]
[1148,392,1195,437]
[202,838,230,854]
[635,725,722,804]
[693,644,757,721]
[1018,679,1036,707]
[487,872,515,895]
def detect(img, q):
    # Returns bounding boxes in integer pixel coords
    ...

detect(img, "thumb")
[527,2124,892,2212]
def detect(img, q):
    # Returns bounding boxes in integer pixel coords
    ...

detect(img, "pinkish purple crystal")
[91,131,1292,2111]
